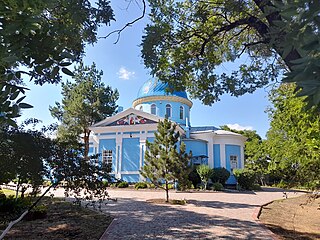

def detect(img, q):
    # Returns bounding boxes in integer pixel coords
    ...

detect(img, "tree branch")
[100,0,146,44]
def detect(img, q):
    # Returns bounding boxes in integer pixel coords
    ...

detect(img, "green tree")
[0,119,52,196]
[0,0,114,124]
[265,83,320,188]
[50,62,119,158]
[141,118,190,202]
[141,0,320,107]
[196,165,213,190]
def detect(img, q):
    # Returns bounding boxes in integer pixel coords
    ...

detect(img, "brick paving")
[97,188,303,240]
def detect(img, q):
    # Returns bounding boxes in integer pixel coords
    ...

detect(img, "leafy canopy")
[0,0,114,123]
[141,0,320,107]
[265,83,320,188]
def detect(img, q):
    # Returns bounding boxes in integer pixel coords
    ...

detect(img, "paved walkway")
[96,188,303,240]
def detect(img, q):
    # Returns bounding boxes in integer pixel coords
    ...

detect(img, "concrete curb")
[252,201,281,240]
[99,217,119,240]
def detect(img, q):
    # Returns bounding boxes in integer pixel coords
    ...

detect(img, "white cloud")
[117,66,135,80]
[226,123,253,131]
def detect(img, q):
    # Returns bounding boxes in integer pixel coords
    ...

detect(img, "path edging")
[99,217,119,240]
[252,200,281,240]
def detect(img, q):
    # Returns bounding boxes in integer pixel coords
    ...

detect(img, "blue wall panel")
[213,144,221,168]
[121,174,140,183]
[184,140,207,156]
[88,147,94,155]
[121,138,140,171]
[99,139,116,171]
[225,144,241,184]
[147,137,155,143]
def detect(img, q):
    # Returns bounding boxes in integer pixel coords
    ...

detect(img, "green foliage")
[24,205,48,221]
[50,62,118,158]
[134,182,148,189]
[0,195,32,222]
[0,0,115,123]
[188,166,201,189]
[265,84,320,188]
[142,0,320,108]
[0,120,52,188]
[196,165,213,190]
[211,168,230,186]
[141,118,191,202]
[233,169,256,190]
[117,182,129,188]
[211,182,224,191]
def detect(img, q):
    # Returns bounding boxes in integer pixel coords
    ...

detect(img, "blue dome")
[137,78,188,99]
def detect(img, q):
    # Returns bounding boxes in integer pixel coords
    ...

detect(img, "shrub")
[233,169,256,190]
[147,183,156,188]
[212,182,224,191]
[24,205,47,221]
[117,182,129,188]
[135,182,148,189]
[0,190,6,200]
[0,196,31,212]
[197,165,213,190]
[188,166,201,189]
[276,180,289,189]
[211,168,230,186]
[171,199,187,205]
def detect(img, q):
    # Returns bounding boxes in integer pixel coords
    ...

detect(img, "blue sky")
[20,1,272,138]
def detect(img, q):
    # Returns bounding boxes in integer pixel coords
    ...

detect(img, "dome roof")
[136,78,188,100]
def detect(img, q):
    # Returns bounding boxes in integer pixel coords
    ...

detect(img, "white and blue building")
[89,79,246,184]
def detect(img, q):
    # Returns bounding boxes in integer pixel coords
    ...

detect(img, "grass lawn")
[0,197,113,240]
[259,194,320,240]
[1,189,17,196]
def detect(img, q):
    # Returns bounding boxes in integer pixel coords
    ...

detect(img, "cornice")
[132,96,193,108]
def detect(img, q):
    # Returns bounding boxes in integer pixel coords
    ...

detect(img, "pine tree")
[141,118,190,202]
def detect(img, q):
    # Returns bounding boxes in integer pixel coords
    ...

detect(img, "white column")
[220,143,226,168]
[116,132,123,179]
[207,139,214,168]
[241,145,245,169]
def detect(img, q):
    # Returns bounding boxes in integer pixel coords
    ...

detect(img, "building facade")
[89,79,246,184]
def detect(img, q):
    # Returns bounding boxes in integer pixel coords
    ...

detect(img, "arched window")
[151,104,156,115]
[179,106,184,119]
[165,104,171,118]
[139,106,143,111]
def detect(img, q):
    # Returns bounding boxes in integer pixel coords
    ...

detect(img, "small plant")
[197,165,213,190]
[188,166,201,189]
[24,205,48,221]
[117,181,129,188]
[147,183,156,189]
[171,199,187,205]
[233,169,256,190]
[134,182,148,189]
[211,168,230,186]
[212,182,223,191]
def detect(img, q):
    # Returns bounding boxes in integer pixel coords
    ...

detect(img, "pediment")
[92,108,161,127]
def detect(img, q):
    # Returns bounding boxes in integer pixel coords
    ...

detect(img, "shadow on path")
[101,198,273,240]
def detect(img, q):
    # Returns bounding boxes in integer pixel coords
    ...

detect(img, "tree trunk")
[15,177,21,199]
[165,181,169,202]
[83,128,91,160]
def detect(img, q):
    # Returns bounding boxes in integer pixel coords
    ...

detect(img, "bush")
[147,183,156,188]
[188,166,201,188]
[233,169,256,190]
[135,182,148,189]
[0,196,31,213]
[117,181,129,188]
[0,190,6,200]
[24,205,47,221]
[211,168,230,186]
[276,180,289,189]
[212,182,224,191]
